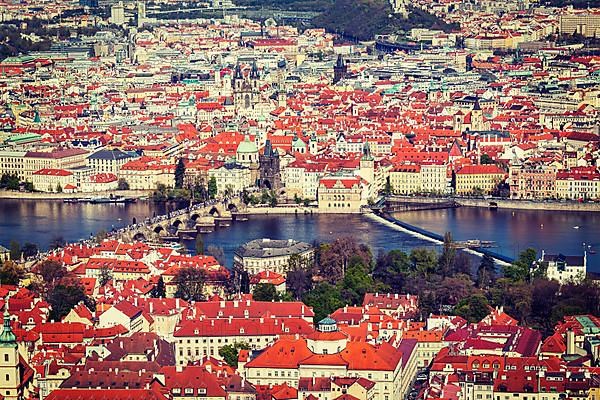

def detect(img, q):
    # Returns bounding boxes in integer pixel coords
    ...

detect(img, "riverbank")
[388,195,600,212]
[456,198,600,212]
[368,212,513,266]
[0,189,152,200]
[246,206,325,214]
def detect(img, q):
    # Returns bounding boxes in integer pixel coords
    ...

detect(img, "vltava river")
[0,199,598,272]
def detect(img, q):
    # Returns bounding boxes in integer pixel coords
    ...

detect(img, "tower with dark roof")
[258,139,281,191]
[333,55,347,84]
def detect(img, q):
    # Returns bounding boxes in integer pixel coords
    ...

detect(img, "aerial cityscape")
[0,0,599,399]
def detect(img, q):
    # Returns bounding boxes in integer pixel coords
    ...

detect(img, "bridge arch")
[208,206,221,217]
[172,219,185,229]
[133,232,147,242]
[227,203,238,212]
[153,225,167,235]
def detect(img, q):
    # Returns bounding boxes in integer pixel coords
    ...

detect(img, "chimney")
[149,302,154,314]
[176,298,180,308]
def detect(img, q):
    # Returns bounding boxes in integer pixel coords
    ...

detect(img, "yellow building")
[390,164,422,195]
[455,165,506,196]
[555,167,600,200]
[317,175,365,213]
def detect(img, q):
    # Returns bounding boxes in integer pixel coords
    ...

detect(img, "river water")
[0,199,598,272]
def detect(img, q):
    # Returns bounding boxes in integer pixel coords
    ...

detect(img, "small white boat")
[573,226,580,229]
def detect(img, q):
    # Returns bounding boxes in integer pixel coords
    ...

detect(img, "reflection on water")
[395,207,600,272]
[0,199,168,250]
[0,199,598,272]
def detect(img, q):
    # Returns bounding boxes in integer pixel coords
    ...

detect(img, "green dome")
[237,136,258,154]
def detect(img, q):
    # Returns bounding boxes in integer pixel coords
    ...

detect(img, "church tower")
[309,132,318,155]
[233,61,261,116]
[259,140,281,191]
[0,299,20,400]
[359,142,375,198]
[470,97,485,131]
[333,55,347,84]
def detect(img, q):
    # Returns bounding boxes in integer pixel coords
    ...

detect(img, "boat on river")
[88,195,136,204]
[453,239,497,249]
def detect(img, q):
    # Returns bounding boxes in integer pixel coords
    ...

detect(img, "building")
[173,317,314,365]
[243,318,418,400]
[87,149,139,174]
[509,163,557,200]
[110,1,126,25]
[333,55,347,84]
[0,148,88,182]
[535,251,587,284]
[555,167,600,201]
[233,238,314,276]
[0,302,34,400]
[390,164,422,195]
[455,165,506,196]
[559,11,600,38]
[208,162,253,195]
[317,175,365,213]
[31,168,76,193]
[258,140,281,191]
[119,157,175,190]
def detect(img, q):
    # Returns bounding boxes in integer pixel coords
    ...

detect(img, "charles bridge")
[115,198,248,243]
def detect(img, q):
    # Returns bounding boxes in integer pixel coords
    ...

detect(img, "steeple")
[0,298,16,348]
[250,60,259,80]
[361,141,374,161]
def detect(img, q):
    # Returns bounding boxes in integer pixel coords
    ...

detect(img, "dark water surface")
[0,199,597,272]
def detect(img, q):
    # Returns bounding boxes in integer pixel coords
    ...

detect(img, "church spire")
[0,298,16,348]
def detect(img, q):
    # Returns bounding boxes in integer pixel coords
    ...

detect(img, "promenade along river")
[0,199,598,272]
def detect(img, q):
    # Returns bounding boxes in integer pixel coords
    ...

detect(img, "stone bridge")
[116,198,247,243]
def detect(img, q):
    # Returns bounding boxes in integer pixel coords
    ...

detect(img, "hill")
[312,0,459,41]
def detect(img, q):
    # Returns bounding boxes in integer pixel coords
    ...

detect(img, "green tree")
[21,242,38,258]
[480,154,493,164]
[338,256,375,306]
[454,294,490,323]
[410,248,438,278]
[95,229,108,244]
[373,249,410,292]
[218,342,250,368]
[302,282,344,322]
[477,254,496,288]
[175,158,186,189]
[9,240,20,260]
[269,190,277,207]
[208,176,218,199]
[151,275,166,298]
[438,232,456,277]
[23,181,34,192]
[252,283,279,301]
[504,248,537,282]
[206,245,226,266]
[99,266,112,287]
[48,283,87,321]
[174,267,206,302]
[0,260,25,285]
[117,178,130,190]
[49,236,66,250]
[195,235,204,255]
[385,176,392,195]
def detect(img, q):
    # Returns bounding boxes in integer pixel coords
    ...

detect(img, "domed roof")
[237,135,258,154]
